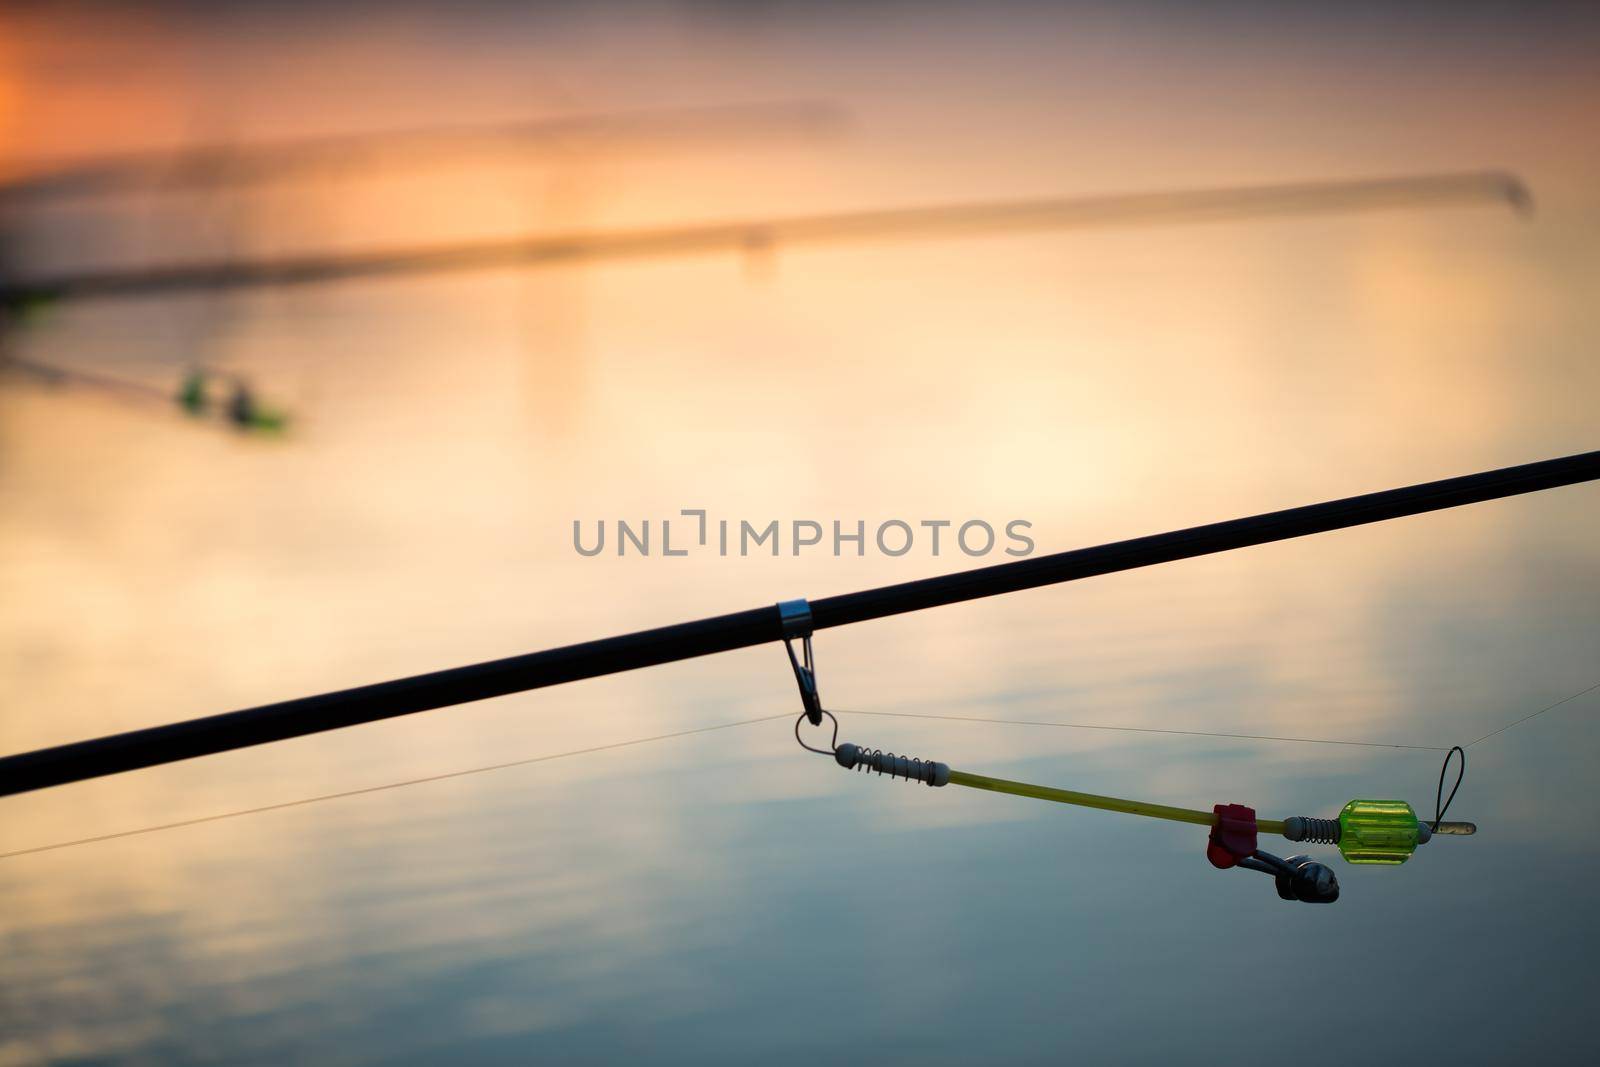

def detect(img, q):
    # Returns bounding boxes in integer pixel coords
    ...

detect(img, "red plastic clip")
[1206,803,1258,869]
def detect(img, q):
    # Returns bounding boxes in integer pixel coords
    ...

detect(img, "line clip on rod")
[779,599,822,726]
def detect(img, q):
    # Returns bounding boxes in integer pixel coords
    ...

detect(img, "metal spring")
[1283,816,1340,844]
[834,742,949,787]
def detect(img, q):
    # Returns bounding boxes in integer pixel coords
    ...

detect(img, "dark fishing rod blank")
[0,448,1594,798]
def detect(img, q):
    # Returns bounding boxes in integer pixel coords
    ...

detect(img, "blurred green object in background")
[177,368,208,415]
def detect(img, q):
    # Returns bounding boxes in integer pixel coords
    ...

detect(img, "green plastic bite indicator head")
[1338,799,1420,865]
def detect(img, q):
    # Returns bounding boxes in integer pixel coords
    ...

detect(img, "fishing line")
[1465,679,1600,747]
[0,708,1477,862]
[0,713,789,862]
[838,709,1449,750]
[4,676,1594,865]
[848,676,1600,755]
[845,675,1600,750]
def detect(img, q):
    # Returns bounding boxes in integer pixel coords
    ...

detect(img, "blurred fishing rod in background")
[0,169,1530,305]
[1,166,1530,435]
[0,98,854,432]
[0,356,287,433]
[0,99,850,202]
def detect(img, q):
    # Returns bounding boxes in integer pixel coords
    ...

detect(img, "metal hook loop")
[794,709,839,756]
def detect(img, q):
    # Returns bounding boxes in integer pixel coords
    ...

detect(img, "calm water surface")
[2,5,1598,1063]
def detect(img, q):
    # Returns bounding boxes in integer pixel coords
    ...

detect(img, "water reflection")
[3,3,1599,1064]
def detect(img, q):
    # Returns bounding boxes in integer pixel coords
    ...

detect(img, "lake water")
[2,5,1598,1064]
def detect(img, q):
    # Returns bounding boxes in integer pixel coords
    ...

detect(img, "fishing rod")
[0,169,1528,307]
[1,356,289,432]
[0,99,848,202]
[1,448,1594,803]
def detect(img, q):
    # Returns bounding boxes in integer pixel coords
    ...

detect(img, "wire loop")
[794,709,839,756]
[1434,745,1465,832]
